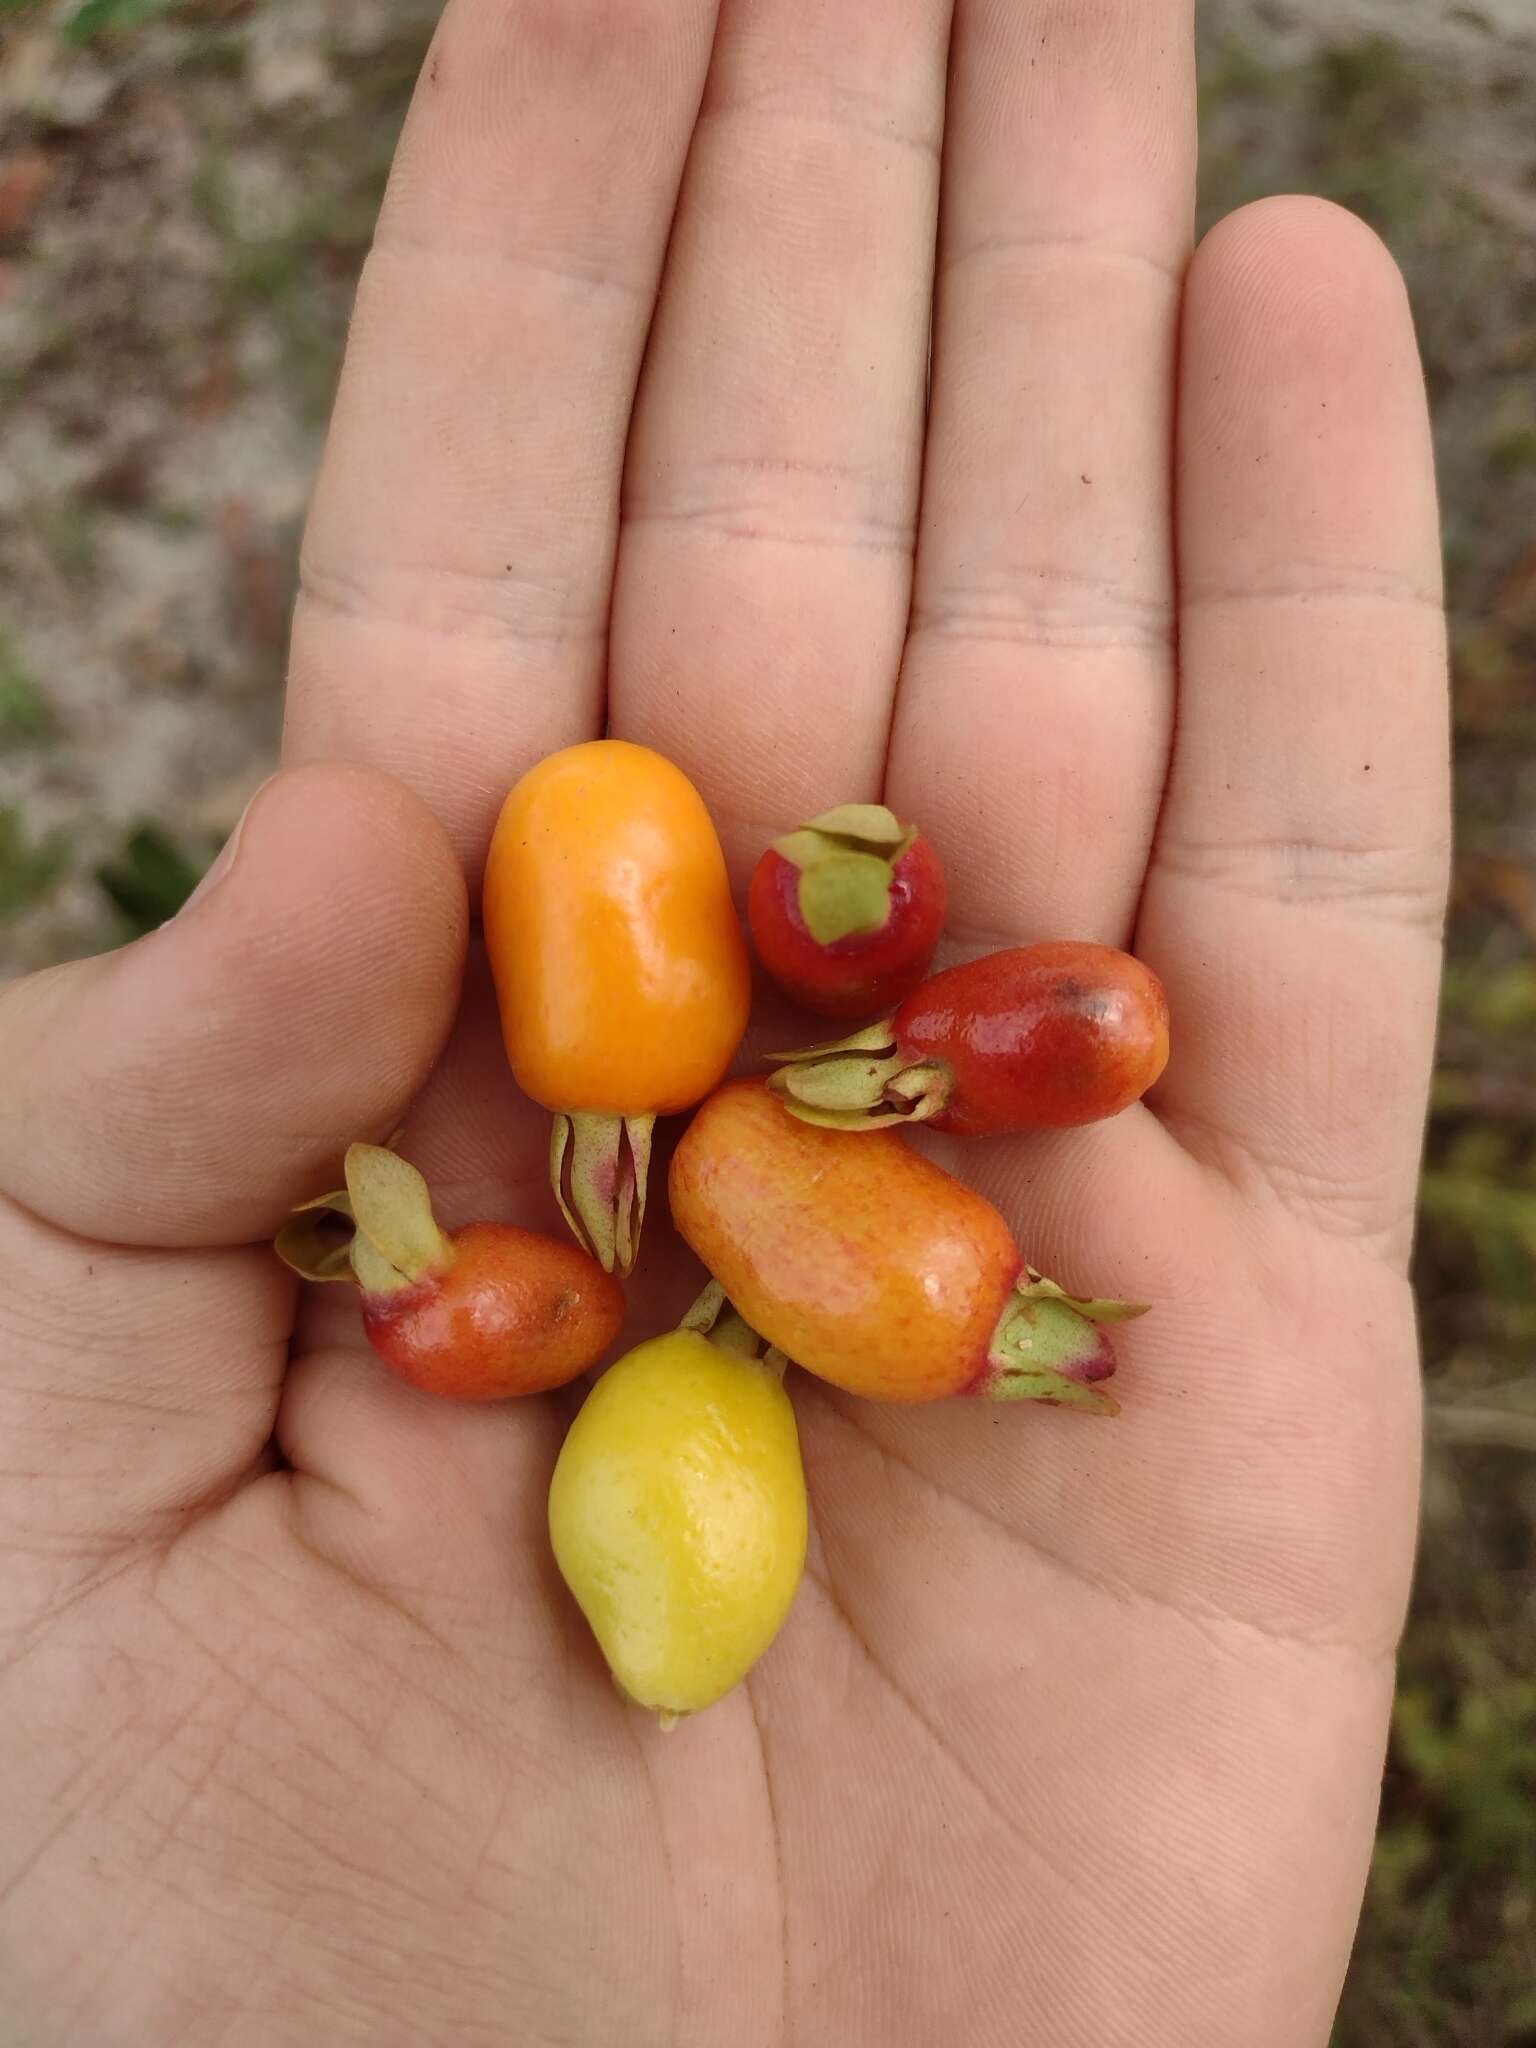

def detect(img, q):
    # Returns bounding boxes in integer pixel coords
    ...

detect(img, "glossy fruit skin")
[483,740,751,1115]
[670,1080,1023,1402]
[899,942,1170,1135]
[748,832,946,1020]
[360,1223,624,1400]
[548,1329,807,1716]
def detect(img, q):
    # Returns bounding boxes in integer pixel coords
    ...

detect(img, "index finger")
[284,0,720,877]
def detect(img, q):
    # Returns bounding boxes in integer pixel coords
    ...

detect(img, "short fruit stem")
[680,1280,789,1377]
[551,1111,655,1276]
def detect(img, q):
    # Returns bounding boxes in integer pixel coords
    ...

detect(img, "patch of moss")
[95,820,215,935]
[0,808,66,917]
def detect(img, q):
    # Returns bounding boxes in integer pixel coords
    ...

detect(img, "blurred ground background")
[0,0,1532,2038]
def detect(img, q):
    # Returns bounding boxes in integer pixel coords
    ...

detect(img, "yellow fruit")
[548,1329,807,1719]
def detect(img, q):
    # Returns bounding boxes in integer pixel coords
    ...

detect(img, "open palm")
[1,4,1448,2044]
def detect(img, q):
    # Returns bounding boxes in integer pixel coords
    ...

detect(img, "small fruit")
[747,802,947,1020]
[671,1081,1143,1409]
[548,1293,807,1721]
[484,740,751,1274]
[770,941,1169,1135]
[275,1144,624,1400]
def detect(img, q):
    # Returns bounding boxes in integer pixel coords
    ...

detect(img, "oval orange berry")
[670,1082,1139,1410]
[483,741,750,1271]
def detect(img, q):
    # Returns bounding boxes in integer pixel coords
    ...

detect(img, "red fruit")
[748,803,947,1020]
[770,941,1169,1135]
[671,1081,1143,1409]
[276,1145,624,1400]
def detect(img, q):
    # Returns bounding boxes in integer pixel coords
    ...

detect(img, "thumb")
[0,762,468,1247]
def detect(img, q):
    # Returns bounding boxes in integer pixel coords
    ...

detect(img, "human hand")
[0,4,1447,2044]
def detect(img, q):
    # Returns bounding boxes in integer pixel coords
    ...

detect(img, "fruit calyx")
[274,1143,454,1296]
[771,803,917,947]
[975,1269,1148,1415]
[768,1018,950,1130]
[679,1279,789,1378]
[551,1111,654,1277]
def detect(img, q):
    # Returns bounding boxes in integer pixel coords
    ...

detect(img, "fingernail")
[170,771,278,920]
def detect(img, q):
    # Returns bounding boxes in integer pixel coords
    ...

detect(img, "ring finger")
[886,0,1196,950]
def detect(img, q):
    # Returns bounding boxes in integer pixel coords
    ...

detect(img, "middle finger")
[607,0,953,878]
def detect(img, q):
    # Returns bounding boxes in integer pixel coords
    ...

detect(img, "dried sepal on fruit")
[671,1081,1146,1412]
[275,1144,448,1292]
[768,1017,948,1128]
[771,803,915,946]
[770,941,1170,1135]
[548,1110,654,1283]
[276,1144,623,1401]
[485,741,750,1274]
[985,1270,1145,1411]
[748,802,947,1021]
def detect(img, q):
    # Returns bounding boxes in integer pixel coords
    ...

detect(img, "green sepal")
[775,1048,908,1111]
[273,1145,453,1297]
[801,803,907,846]
[771,1021,898,1062]
[343,1143,451,1284]
[767,1019,951,1129]
[772,828,838,871]
[273,1191,354,1283]
[1017,1267,1150,1324]
[551,1111,654,1276]
[796,850,894,945]
[769,802,919,947]
[349,1232,412,1297]
[978,1268,1148,1416]
[985,1365,1121,1415]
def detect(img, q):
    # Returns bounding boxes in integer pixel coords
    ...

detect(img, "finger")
[1138,198,1449,1256]
[0,765,465,1568]
[0,1204,287,1575]
[0,763,466,1247]
[275,1336,572,1641]
[285,0,721,875]
[274,939,695,1600]
[607,0,951,875]
[886,0,1195,947]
